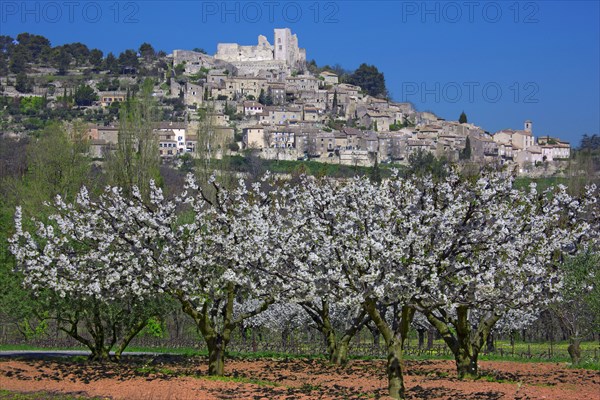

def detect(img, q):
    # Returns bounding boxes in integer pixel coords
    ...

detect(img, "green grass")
[39,75,86,84]
[202,375,280,387]
[0,344,203,356]
[299,383,322,391]
[225,350,327,360]
[478,374,518,384]
[568,359,600,370]
[135,366,176,375]
[126,346,207,356]
[0,344,88,351]
[1,340,597,369]
[226,155,385,178]
[0,390,105,400]
[485,339,598,360]
[513,176,571,191]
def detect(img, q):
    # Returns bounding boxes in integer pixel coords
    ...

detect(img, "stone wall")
[228,60,287,76]
[172,50,233,75]
[215,35,274,62]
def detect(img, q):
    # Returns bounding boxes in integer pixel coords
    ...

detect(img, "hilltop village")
[0,29,572,173]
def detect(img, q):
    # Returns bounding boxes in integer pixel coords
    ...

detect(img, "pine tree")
[459,111,467,124]
[265,92,273,106]
[460,137,472,160]
[15,72,32,93]
[370,159,382,184]
[332,90,338,114]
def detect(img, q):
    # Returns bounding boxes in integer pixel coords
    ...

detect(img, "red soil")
[1,355,598,399]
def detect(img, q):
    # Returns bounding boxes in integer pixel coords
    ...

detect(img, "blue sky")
[1,0,598,145]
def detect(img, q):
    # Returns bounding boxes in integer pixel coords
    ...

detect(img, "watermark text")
[1,1,140,24]
[401,81,540,104]
[200,1,340,23]
[400,2,539,23]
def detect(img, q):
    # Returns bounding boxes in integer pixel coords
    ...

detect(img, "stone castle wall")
[229,60,288,76]
[214,29,306,74]
[216,35,274,62]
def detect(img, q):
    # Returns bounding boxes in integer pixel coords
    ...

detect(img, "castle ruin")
[214,28,306,75]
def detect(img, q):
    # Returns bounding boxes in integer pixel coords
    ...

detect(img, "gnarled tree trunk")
[363,299,410,400]
[176,284,272,376]
[423,306,500,379]
[207,334,228,375]
[567,338,582,364]
[301,300,368,366]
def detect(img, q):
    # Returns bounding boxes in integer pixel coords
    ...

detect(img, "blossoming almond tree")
[405,175,592,378]
[177,175,302,374]
[272,177,373,365]
[299,299,369,365]
[285,172,590,398]
[88,174,295,375]
[553,188,600,363]
[241,300,310,348]
[284,175,422,399]
[9,189,168,361]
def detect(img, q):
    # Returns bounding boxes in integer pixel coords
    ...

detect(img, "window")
[279,45,282,50]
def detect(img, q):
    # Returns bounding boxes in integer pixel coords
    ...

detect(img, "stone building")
[359,109,398,131]
[99,92,126,107]
[469,133,499,161]
[243,101,264,116]
[267,83,286,105]
[285,75,319,93]
[319,71,339,85]
[157,130,179,158]
[155,122,187,155]
[494,128,535,150]
[184,83,204,106]
[259,106,302,125]
[243,125,266,149]
[537,136,571,160]
[87,124,119,158]
[265,124,297,148]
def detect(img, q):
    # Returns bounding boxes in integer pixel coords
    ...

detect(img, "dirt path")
[1,356,598,399]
